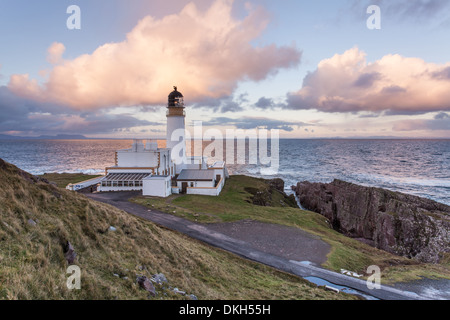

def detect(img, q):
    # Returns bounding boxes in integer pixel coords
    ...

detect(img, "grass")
[131,175,450,285]
[0,161,354,300]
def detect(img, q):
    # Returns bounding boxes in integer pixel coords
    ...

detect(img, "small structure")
[71,87,228,197]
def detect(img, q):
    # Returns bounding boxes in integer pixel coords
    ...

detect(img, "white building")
[86,86,228,197]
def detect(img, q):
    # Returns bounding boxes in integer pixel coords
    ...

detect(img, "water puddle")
[304,276,379,300]
[392,278,450,300]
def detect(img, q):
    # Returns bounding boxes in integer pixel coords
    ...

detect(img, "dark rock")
[269,178,285,193]
[64,241,77,264]
[247,178,298,208]
[0,158,7,170]
[252,189,272,206]
[293,180,450,263]
[136,276,156,297]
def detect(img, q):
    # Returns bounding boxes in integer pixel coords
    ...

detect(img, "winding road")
[86,191,429,300]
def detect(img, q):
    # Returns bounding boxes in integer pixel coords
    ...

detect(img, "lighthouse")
[166,86,187,174]
[73,86,228,197]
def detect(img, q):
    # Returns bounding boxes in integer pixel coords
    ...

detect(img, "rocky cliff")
[245,178,298,208]
[293,180,450,263]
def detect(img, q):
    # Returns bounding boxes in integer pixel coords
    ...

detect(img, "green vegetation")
[131,175,450,284]
[0,161,353,300]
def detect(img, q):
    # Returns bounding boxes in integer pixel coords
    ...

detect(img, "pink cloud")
[8,0,300,110]
[46,42,66,65]
[287,47,450,114]
[392,113,450,131]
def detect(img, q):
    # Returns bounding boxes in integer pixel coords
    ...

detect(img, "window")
[190,182,194,187]
[118,181,123,187]
[107,181,112,187]
[113,181,118,187]
[124,181,129,187]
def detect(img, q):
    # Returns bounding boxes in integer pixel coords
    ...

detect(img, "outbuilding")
[142,175,172,198]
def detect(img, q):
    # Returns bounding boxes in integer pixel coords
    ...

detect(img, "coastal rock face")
[246,178,298,208]
[293,180,450,263]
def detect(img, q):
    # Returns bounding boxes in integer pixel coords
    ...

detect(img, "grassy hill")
[131,175,450,284]
[0,159,353,300]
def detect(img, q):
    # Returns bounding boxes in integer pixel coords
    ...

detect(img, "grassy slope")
[0,163,352,300]
[131,175,450,284]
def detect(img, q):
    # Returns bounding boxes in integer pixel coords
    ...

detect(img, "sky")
[0,0,450,139]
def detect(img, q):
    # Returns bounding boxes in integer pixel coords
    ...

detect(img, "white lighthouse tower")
[166,86,187,174]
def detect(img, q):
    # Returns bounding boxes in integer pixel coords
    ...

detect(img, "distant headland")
[0,134,88,140]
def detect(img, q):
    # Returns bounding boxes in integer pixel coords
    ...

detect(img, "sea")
[0,138,448,205]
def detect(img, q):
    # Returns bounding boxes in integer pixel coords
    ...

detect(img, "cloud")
[191,94,246,113]
[353,72,381,88]
[0,86,159,136]
[431,66,450,80]
[253,96,288,110]
[202,116,308,132]
[435,112,450,120]
[47,42,66,65]
[392,112,450,131]
[286,47,450,114]
[8,0,301,110]
[392,116,450,131]
[255,97,274,109]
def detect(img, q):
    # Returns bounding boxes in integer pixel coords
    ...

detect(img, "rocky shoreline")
[292,179,450,264]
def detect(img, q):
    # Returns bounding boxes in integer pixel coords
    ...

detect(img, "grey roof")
[177,169,215,181]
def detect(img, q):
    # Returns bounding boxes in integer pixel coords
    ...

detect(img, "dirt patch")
[208,220,331,266]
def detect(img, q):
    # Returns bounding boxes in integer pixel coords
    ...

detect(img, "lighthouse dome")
[168,86,184,107]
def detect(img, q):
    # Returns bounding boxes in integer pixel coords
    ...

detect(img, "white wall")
[117,151,159,168]
[211,168,225,179]
[167,116,187,173]
[143,177,171,198]
[177,180,215,189]
[186,177,225,196]
[166,116,185,150]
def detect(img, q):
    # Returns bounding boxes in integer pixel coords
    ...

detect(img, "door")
[216,175,221,187]
[181,182,188,194]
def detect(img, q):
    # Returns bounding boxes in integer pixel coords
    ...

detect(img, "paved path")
[86,191,428,300]
[208,220,331,266]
